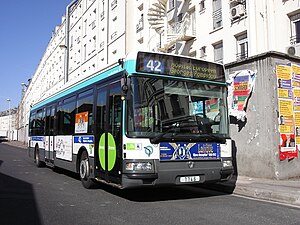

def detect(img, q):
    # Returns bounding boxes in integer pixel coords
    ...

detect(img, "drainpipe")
[63,0,78,84]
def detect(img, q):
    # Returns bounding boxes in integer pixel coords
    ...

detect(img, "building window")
[93,36,96,49]
[212,0,222,30]
[111,0,117,10]
[83,19,87,37]
[213,42,223,63]
[200,46,206,58]
[236,32,248,60]
[84,44,87,61]
[290,13,300,44]
[101,0,105,20]
[136,14,144,33]
[199,0,205,13]
[169,0,175,9]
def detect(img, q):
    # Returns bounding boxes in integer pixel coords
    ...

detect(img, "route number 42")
[144,59,164,73]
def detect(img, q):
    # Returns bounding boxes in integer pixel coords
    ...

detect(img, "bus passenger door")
[106,85,122,184]
[45,105,55,162]
[96,83,122,184]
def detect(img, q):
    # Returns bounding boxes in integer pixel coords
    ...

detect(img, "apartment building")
[19,0,300,152]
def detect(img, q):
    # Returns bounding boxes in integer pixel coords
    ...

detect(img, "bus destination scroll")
[136,52,225,82]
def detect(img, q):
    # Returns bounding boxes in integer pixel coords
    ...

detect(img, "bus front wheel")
[35,147,45,168]
[79,151,96,189]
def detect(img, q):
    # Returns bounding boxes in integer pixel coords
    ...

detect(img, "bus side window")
[57,96,76,135]
[77,89,94,133]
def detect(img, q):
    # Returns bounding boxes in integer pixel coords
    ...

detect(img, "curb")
[233,179,300,207]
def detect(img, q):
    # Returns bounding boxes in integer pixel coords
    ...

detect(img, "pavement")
[3,141,300,207]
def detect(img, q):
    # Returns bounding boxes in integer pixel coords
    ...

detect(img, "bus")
[28,51,233,189]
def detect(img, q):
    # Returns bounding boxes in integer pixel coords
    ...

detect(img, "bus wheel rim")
[80,159,89,179]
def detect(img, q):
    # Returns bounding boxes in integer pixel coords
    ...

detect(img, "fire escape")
[148,0,196,53]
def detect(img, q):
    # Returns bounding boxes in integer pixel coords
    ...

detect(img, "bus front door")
[96,83,122,185]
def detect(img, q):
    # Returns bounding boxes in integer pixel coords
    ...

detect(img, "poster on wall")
[227,70,256,121]
[277,64,299,161]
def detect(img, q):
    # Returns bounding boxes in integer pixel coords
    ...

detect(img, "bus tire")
[35,147,45,168]
[79,151,97,189]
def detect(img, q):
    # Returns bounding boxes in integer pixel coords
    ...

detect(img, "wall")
[226,51,300,179]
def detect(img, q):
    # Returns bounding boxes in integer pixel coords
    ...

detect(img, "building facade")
[17,0,300,178]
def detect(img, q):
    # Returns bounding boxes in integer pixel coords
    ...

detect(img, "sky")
[0,0,72,112]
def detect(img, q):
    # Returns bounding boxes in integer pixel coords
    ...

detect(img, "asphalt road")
[1,143,300,225]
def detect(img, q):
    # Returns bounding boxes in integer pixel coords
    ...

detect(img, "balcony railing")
[236,51,248,61]
[290,35,300,45]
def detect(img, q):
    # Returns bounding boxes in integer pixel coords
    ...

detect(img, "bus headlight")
[222,159,232,168]
[126,162,153,171]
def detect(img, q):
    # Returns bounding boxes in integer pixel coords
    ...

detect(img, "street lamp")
[7,99,11,141]
[21,83,28,144]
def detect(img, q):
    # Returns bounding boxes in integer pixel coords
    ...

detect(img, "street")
[0,143,300,225]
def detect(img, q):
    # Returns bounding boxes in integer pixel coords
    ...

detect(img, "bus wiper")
[150,123,179,144]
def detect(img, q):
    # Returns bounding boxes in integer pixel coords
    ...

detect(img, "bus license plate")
[179,176,200,183]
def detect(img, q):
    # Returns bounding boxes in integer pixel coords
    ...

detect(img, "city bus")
[28,51,233,189]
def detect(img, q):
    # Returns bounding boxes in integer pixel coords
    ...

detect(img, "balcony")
[290,35,300,45]
[236,51,248,61]
[167,13,196,41]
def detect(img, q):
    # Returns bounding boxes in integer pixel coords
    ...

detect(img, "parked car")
[0,136,8,142]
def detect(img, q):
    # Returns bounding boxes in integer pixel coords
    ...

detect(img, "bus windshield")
[127,76,229,143]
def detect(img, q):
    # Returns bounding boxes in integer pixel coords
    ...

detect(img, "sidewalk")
[217,175,300,207]
[3,141,300,207]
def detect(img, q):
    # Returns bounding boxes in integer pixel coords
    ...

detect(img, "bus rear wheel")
[79,151,97,189]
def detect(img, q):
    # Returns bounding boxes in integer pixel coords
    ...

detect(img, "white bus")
[28,51,233,189]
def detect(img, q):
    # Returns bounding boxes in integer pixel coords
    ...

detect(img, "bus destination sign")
[136,52,225,82]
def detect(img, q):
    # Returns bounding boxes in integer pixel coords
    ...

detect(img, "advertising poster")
[55,136,73,161]
[227,70,256,121]
[160,142,220,161]
[75,111,89,133]
[277,64,298,160]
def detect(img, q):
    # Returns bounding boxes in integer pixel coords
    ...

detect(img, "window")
[169,0,175,9]
[83,44,87,61]
[83,19,87,37]
[212,0,222,30]
[109,87,122,141]
[57,96,76,135]
[213,42,223,63]
[136,14,144,33]
[93,36,96,49]
[111,0,117,9]
[100,0,105,21]
[29,109,45,136]
[96,88,107,135]
[45,105,55,136]
[290,13,300,44]
[236,32,248,60]
[199,0,205,13]
[200,46,206,58]
[76,89,94,133]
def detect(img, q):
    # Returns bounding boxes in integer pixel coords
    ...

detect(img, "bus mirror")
[121,75,129,94]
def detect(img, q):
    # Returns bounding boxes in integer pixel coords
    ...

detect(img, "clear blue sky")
[0,0,71,112]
